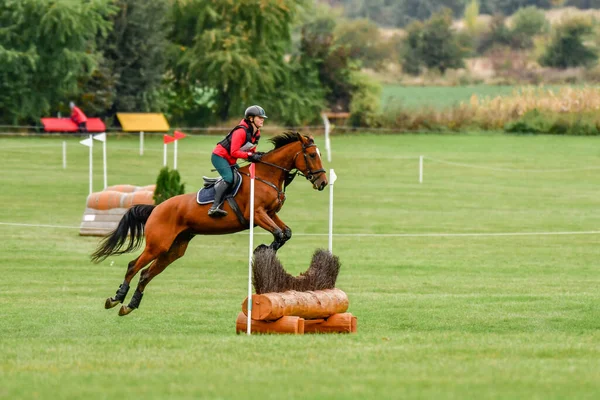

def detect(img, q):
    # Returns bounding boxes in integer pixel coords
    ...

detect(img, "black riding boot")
[208,180,230,217]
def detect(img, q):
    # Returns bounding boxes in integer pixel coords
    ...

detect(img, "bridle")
[258,141,326,185]
[238,141,326,202]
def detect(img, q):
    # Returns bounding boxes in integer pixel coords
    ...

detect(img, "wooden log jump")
[79,184,156,236]
[237,288,357,335]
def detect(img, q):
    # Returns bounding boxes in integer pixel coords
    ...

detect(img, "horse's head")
[265,132,328,191]
[294,133,328,191]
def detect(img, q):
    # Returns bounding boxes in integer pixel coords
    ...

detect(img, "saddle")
[196,169,249,226]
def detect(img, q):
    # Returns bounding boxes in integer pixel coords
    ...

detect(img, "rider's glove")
[247,152,263,163]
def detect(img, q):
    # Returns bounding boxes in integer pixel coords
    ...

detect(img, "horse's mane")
[269,131,313,150]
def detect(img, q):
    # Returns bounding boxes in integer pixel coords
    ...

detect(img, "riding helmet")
[244,105,268,119]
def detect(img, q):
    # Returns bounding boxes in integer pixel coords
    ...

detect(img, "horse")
[90,132,328,316]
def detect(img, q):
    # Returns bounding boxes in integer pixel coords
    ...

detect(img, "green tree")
[170,0,308,121]
[401,21,425,75]
[402,8,466,74]
[75,0,170,121]
[510,6,549,49]
[539,17,598,68]
[300,12,356,111]
[0,0,114,124]
[334,18,391,70]
[257,59,325,126]
[464,0,480,36]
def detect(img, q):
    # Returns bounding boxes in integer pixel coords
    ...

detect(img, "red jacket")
[213,119,260,165]
[71,106,87,124]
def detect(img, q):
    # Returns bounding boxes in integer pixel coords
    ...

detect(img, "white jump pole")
[62,141,67,169]
[93,133,107,189]
[89,137,93,195]
[103,139,107,188]
[247,163,256,335]
[321,113,332,163]
[79,135,94,195]
[174,140,178,170]
[140,131,144,156]
[163,143,167,167]
[172,131,186,170]
[328,169,337,253]
[419,155,423,183]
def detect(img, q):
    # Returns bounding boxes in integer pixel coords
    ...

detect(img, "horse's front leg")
[253,209,288,252]
[270,213,291,251]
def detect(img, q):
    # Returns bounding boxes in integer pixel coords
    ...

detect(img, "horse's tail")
[90,204,156,264]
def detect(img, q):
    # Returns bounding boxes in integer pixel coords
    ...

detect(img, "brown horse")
[91,132,328,316]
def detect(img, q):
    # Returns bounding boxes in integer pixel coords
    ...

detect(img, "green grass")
[381,84,600,109]
[1,132,600,399]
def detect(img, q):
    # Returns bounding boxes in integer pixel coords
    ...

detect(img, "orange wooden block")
[120,191,154,208]
[304,313,357,334]
[86,191,123,210]
[86,190,154,210]
[235,312,304,334]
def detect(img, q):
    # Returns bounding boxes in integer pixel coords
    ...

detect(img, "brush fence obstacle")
[237,288,357,334]
[79,184,155,236]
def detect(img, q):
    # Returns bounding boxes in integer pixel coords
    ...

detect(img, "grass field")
[381,84,600,109]
[1,132,600,399]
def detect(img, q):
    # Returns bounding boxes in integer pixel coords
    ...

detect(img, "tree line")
[1,0,368,127]
[324,0,600,27]
[1,0,599,128]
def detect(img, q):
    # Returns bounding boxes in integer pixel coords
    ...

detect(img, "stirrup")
[208,207,228,217]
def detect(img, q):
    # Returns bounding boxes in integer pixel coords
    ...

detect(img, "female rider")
[208,105,267,217]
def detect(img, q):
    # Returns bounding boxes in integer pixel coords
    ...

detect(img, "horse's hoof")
[105,297,120,309]
[118,305,134,316]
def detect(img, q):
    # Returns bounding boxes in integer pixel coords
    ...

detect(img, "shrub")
[505,109,600,135]
[153,167,185,205]
[504,109,552,133]
[348,71,382,127]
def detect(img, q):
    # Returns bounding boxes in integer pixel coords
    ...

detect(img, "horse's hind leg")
[104,250,157,309]
[119,233,192,316]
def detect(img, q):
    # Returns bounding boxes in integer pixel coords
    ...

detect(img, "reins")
[248,142,326,185]
[238,141,326,204]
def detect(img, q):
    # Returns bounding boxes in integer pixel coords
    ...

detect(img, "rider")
[207,105,267,217]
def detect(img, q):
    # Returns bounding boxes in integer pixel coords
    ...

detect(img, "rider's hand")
[248,152,263,163]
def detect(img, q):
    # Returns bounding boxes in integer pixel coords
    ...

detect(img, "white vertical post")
[321,113,332,163]
[140,131,144,156]
[79,136,94,195]
[93,133,108,189]
[88,135,93,195]
[174,140,178,170]
[328,169,337,253]
[62,141,67,169]
[102,140,107,189]
[419,155,423,183]
[163,143,167,167]
[247,163,256,335]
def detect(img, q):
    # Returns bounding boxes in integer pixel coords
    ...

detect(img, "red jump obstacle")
[41,117,106,133]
